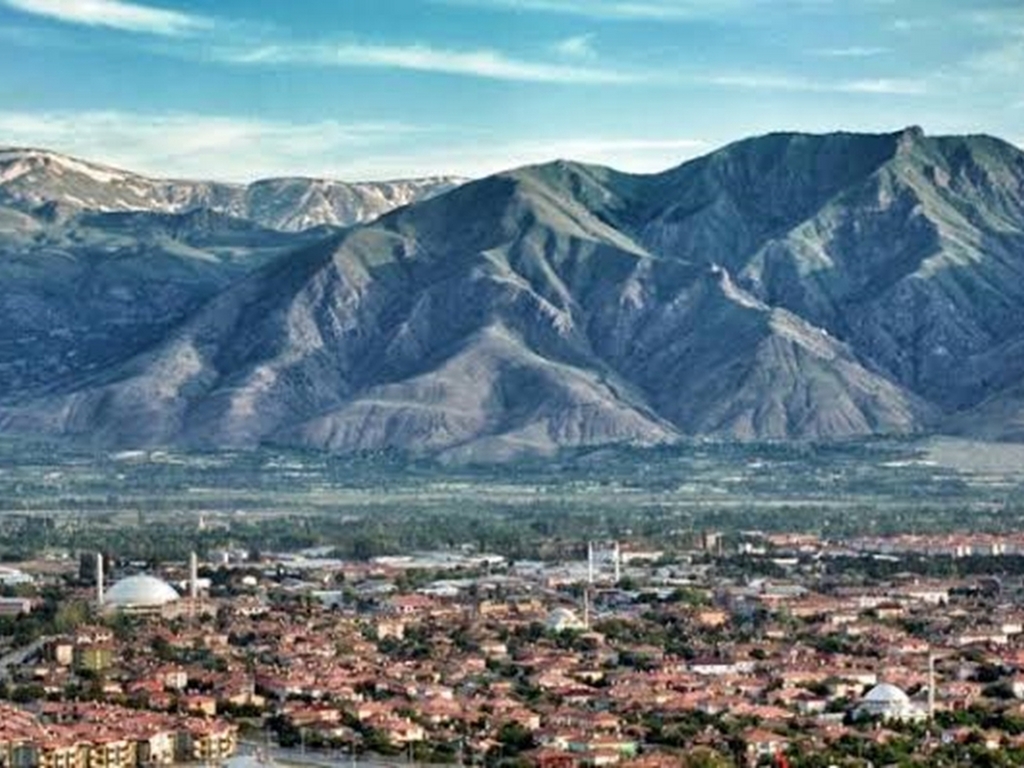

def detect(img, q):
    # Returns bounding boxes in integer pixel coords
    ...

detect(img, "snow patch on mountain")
[0,147,466,231]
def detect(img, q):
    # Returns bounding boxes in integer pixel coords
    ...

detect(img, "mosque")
[854,683,927,723]
[95,552,204,617]
[546,607,586,632]
[102,574,182,613]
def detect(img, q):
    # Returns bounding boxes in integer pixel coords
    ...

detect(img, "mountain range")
[1,128,1023,461]
[0,148,464,231]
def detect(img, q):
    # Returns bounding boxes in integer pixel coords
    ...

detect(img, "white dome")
[862,683,910,704]
[104,575,180,609]
[546,608,583,631]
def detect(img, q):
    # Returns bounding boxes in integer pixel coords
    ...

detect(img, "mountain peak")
[896,125,926,152]
[0,147,465,232]
[0,147,136,185]
[2,128,1024,458]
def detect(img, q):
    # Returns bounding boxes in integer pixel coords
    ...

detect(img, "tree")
[54,600,89,633]
[267,715,301,748]
[362,728,400,756]
[681,748,732,768]
[496,722,535,756]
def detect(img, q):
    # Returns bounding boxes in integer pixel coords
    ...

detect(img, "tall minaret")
[189,552,199,601]
[613,541,621,584]
[96,553,105,609]
[587,541,594,585]
[928,653,936,722]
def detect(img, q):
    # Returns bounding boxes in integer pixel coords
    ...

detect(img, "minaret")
[613,541,621,584]
[587,541,594,585]
[928,653,936,722]
[96,553,105,609]
[583,586,591,631]
[189,552,199,601]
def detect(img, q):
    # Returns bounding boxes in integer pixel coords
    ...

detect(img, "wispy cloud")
[700,73,926,95]
[436,0,750,21]
[219,41,637,84]
[964,8,1024,37]
[1,0,210,36]
[553,33,596,59]
[0,110,425,181]
[962,9,1024,78]
[968,44,1024,75]
[888,18,932,32]
[216,40,926,92]
[528,136,707,159]
[841,78,926,95]
[356,136,711,178]
[810,46,888,58]
[0,0,632,84]
[0,109,710,179]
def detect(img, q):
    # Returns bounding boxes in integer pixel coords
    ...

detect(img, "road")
[236,740,450,768]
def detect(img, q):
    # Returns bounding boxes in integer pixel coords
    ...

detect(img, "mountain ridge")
[2,127,1023,460]
[0,147,466,232]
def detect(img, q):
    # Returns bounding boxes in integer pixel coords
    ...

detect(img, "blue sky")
[0,0,1021,180]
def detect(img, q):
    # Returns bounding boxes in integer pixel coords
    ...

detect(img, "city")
[6,511,1024,766]
[1,0,1023,765]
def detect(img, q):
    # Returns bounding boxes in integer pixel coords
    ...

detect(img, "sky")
[0,0,1021,181]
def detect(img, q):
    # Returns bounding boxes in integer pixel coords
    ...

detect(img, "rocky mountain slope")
[0,202,328,400]
[0,149,462,403]
[2,128,1023,459]
[0,148,465,231]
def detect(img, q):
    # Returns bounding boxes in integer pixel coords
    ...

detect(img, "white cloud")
[220,41,637,84]
[700,73,926,95]
[968,44,1024,76]
[0,109,709,180]
[520,136,707,164]
[888,18,932,32]
[217,40,923,92]
[955,10,1024,84]
[841,78,926,95]
[438,0,750,20]
[702,74,813,90]
[359,136,710,178]
[964,9,1024,37]
[554,33,596,59]
[811,46,888,58]
[0,110,424,181]
[1,0,210,36]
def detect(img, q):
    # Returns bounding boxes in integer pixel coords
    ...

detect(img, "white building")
[0,566,32,586]
[855,683,926,722]
[102,574,180,613]
[546,607,585,632]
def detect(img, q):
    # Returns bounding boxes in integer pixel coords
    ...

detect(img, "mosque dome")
[546,607,584,632]
[855,683,923,722]
[862,683,910,704]
[104,574,180,610]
